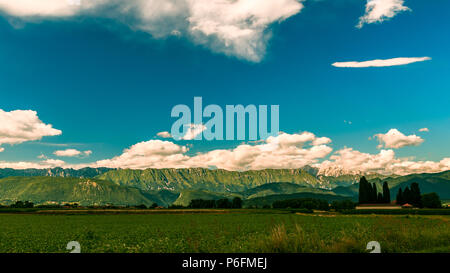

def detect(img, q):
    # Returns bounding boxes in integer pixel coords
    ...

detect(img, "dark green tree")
[410,183,422,207]
[189,199,216,208]
[215,198,232,209]
[421,193,442,208]
[232,197,243,209]
[371,183,378,203]
[403,187,412,205]
[331,200,357,211]
[396,188,403,205]
[359,176,369,204]
[377,192,383,203]
[382,182,391,203]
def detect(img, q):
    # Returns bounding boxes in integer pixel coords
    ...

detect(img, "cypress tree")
[359,176,369,204]
[377,192,383,203]
[403,187,412,204]
[382,182,390,203]
[410,183,422,207]
[371,183,378,203]
[396,188,403,205]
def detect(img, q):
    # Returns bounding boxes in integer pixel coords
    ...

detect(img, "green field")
[0,210,449,253]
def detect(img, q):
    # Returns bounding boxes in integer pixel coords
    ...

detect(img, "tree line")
[358,177,442,208]
[271,198,356,211]
[358,177,390,204]
[396,183,442,208]
[273,198,330,210]
[0,201,161,209]
[396,183,421,206]
[188,197,243,209]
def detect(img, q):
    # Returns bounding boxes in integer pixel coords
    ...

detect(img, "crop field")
[0,210,449,253]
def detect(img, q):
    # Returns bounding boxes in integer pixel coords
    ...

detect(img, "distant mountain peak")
[317,166,364,177]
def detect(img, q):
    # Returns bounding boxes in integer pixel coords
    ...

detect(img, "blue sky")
[0,0,449,174]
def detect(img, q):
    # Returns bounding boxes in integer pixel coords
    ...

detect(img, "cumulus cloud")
[0,158,66,169]
[332,57,431,68]
[54,149,92,157]
[318,148,450,176]
[0,0,80,17]
[181,124,207,140]
[0,109,62,150]
[357,0,410,28]
[419,128,429,132]
[374,129,424,149]
[95,139,189,169]
[157,131,172,138]
[187,0,304,61]
[0,147,4,152]
[1,129,449,176]
[0,0,304,62]
[94,132,332,170]
[42,159,66,166]
[91,130,449,175]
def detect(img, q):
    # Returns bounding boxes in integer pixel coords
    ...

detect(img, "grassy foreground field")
[0,210,449,253]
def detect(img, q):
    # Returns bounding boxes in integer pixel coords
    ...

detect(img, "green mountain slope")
[244,192,351,208]
[172,190,241,207]
[172,183,351,207]
[241,182,337,199]
[0,176,168,206]
[318,173,394,188]
[96,168,326,192]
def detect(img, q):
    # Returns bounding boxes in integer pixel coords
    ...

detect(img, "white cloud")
[0,109,62,150]
[0,0,80,17]
[157,131,172,138]
[1,128,449,176]
[0,0,304,62]
[181,124,207,140]
[318,148,450,176]
[95,139,189,169]
[187,0,304,62]
[332,57,431,68]
[0,158,66,169]
[419,128,429,132]
[54,148,92,157]
[374,129,424,149]
[0,147,4,152]
[42,159,66,166]
[91,130,449,175]
[357,0,410,28]
[93,132,333,171]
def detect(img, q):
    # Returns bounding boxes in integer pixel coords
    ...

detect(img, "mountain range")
[0,167,448,207]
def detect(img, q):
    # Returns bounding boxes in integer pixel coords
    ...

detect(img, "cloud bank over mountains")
[1,109,447,177]
[92,129,448,176]
[0,0,304,62]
